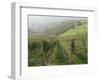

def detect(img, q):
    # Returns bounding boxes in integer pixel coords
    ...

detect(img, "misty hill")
[28,19,87,38]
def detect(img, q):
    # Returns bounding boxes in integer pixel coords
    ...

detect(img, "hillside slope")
[59,23,88,40]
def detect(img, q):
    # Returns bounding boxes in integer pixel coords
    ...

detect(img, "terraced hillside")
[28,18,88,66]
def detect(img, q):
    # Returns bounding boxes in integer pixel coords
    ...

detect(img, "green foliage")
[28,22,88,66]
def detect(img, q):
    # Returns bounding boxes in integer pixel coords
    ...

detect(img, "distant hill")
[28,19,87,38]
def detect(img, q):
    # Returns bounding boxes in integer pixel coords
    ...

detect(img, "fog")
[28,15,87,35]
[29,16,84,30]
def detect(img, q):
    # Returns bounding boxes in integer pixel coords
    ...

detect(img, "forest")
[28,17,88,66]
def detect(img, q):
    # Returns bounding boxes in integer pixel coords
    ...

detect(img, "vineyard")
[28,20,88,66]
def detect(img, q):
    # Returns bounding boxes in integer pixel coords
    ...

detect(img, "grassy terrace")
[28,23,88,66]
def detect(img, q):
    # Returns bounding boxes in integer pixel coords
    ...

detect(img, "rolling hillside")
[28,19,88,66]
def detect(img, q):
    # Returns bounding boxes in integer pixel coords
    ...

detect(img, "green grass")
[59,23,87,40]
